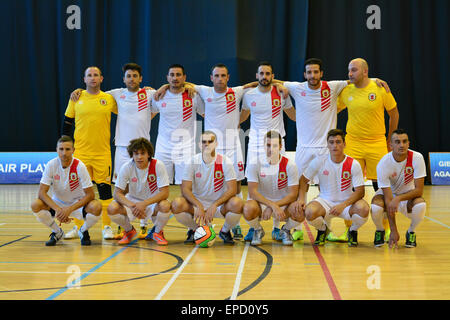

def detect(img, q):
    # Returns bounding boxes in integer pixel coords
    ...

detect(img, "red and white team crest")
[215,171,223,180]
[195,172,202,178]
[226,93,235,102]
[70,172,78,181]
[405,167,414,175]
[342,171,351,180]
[251,101,256,107]
[321,89,330,99]
[138,92,147,100]
[278,171,287,181]
[54,174,60,180]
[147,174,156,183]
[272,98,281,107]
[100,99,107,105]
[368,93,377,101]
[131,177,138,183]
[184,99,192,108]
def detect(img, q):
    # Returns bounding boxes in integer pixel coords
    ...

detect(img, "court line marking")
[45,239,139,300]
[230,242,250,300]
[0,235,31,248]
[425,216,450,229]
[0,271,235,275]
[303,222,342,300]
[154,246,198,300]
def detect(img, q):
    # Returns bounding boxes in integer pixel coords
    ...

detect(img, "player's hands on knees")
[70,89,83,102]
[132,202,147,219]
[330,203,346,216]
[56,207,72,224]
[386,199,399,216]
[194,205,206,225]
[388,229,400,249]
[293,200,305,216]
[204,204,217,225]
[261,206,273,221]
[271,204,286,221]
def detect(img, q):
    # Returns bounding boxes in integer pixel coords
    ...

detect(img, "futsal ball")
[194,225,216,248]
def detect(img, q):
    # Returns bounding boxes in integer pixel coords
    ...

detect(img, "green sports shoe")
[232,225,243,240]
[326,228,348,242]
[292,229,304,241]
[347,230,358,247]
[314,227,330,246]
[405,231,417,248]
[384,228,391,242]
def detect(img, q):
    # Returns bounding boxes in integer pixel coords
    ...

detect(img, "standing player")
[107,138,172,245]
[240,61,295,241]
[243,130,302,246]
[171,131,244,245]
[151,64,204,186]
[370,129,426,248]
[296,129,369,246]
[30,136,102,246]
[62,66,118,240]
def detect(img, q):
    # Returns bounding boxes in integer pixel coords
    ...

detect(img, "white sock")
[283,218,301,230]
[222,212,242,233]
[246,217,262,230]
[349,214,368,231]
[236,191,243,199]
[308,216,326,231]
[34,210,62,234]
[80,213,100,232]
[273,218,280,229]
[154,211,171,233]
[175,212,198,230]
[109,214,133,232]
[408,202,426,233]
[371,204,385,231]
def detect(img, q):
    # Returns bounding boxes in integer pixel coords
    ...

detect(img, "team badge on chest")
[100,99,107,105]
[368,93,377,101]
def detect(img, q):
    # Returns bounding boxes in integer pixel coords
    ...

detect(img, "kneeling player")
[243,130,302,246]
[107,138,171,245]
[371,129,426,248]
[30,136,101,246]
[299,129,369,246]
[171,131,244,245]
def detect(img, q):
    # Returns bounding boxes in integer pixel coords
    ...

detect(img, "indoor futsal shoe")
[251,228,265,246]
[114,226,124,240]
[244,228,255,242]
[405,231,417,248]
[184,229,195,245]
[272,227,283,241]
[45,230,64,246]
[78,229,91,246]
[280,226,293,246]
[64,226,79,239]
[347,230,358,247]
[145,226,156,241]
[232,225,243,240]
[374,230,385,247]
[138,225,148,239]
[118,227,137,245]
[102,225,115,240]
[292,229,304,241]
[219,229,235,245]
[314,227,330,246]
[152,230,168,245]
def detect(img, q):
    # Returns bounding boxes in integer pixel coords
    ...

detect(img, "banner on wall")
[0,152,57,184]
[429,152,450,185]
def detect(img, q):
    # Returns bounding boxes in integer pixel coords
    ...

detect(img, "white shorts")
[246,138,286,166]
[51,197,87,221]
[311,196,352,221]
[113,146,131,183]
[218,147,245,181]
[155,149,194,185]
[374,189,412,217]
[247,197,288,221]
[123,195,158,222]
[295,146,329,184]
[196,202,227,219]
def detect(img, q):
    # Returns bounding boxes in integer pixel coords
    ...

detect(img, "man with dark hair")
[63,66,118,240]
[243,130,302,246]
[30,136,102,246]
[68,63,156,240]
[171,131,244,245]
[370,129,426,248]
[108,138,171,245]
[295,129,369,247]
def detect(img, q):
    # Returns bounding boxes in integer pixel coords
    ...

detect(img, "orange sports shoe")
[152,230,168,246]
[118,227,137,245]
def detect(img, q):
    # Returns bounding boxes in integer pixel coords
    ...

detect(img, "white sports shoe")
[280,226,293,246]
[251,228,265,246]
[64,226,79,239]
[102,225,115,240]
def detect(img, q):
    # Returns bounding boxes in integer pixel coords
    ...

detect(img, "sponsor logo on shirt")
[162,102,167,108]
[323,170,329,176]
[131,177,138,183]
[251,101,256,107]
[195,172,202,178]
[207,98,212,103]
[120,95,126,99]
[54,174,60,180]
[301,91,306,97]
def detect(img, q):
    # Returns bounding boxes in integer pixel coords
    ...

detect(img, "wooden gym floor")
[0,184,449,300]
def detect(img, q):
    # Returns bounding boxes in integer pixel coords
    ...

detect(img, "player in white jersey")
[107,138,171,245]
[295,129,370,246]
[151,64,204,185]
[30,136,102,246]
[69,63,156,240]
[171,131,244,245]
[371,129,427,248]
[243,130,302,246]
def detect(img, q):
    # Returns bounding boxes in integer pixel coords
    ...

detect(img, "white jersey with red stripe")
[107,88,155,147]
[40,157,93,204]
[115,158,170,201]
[183,153,236,208]
[284,80,348,148]
[303,154,364,203]
[376,150,426,195]
[246,156,299,202]
[152,90,204,159]
[242,86,293,148]
[194,85,246,150]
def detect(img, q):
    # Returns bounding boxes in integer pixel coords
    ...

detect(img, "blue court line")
[425,216,450,229]
[0,235,31,248]
[45,239,138,300]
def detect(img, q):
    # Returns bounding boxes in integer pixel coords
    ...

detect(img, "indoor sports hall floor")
[0,184,449,300]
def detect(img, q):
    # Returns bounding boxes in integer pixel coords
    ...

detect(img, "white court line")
[154,246,198,300]
[230,242,250,300]
[425,216,450,229]
[0,224,5,226]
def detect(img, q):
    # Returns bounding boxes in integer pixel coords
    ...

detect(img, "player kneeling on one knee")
[243,130,303,246]
[171,131,244,245]
[31,135,102,246]
[370,129,427,248]
[107,138,171,245]
[299,129,369,247]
